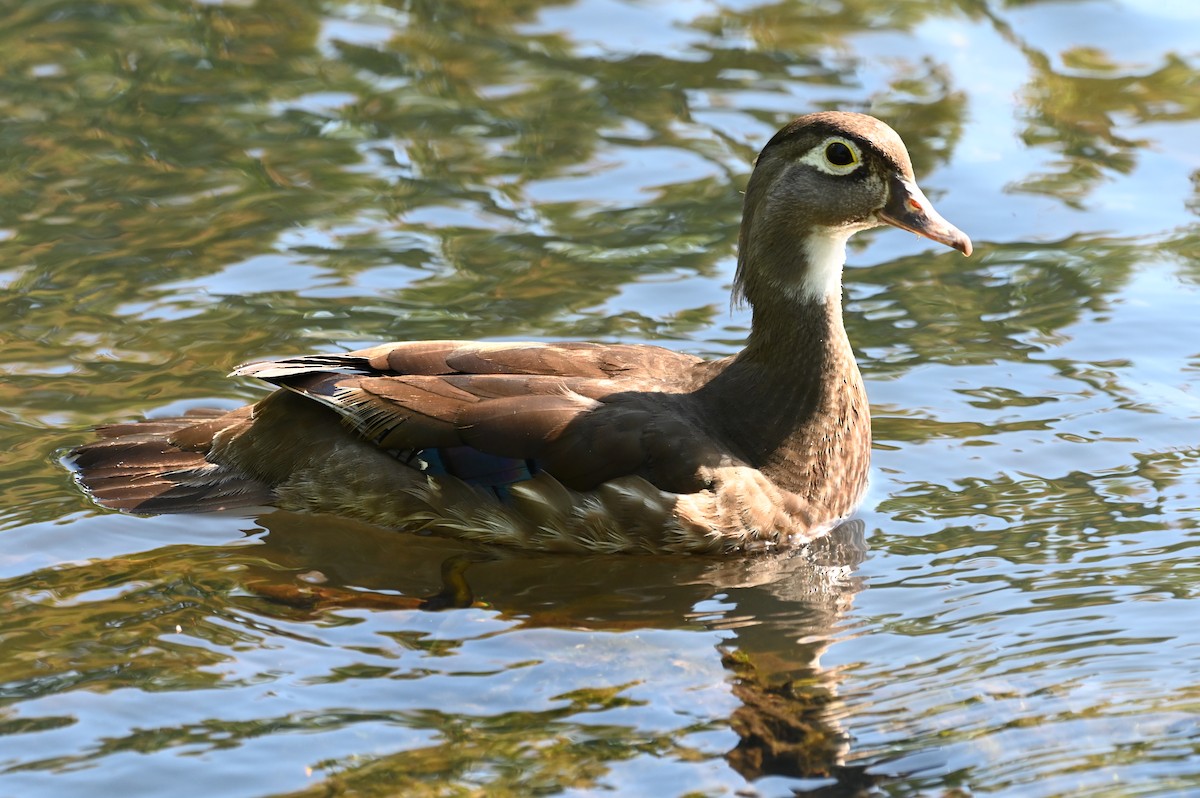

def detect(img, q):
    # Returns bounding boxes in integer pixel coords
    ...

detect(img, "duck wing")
[235,339,720,492]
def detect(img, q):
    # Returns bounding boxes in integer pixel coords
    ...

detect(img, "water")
[2,0,1199,795]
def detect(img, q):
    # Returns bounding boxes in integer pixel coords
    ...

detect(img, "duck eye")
[825,141,856,167]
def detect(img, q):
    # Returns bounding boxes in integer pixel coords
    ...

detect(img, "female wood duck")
[70,112,971,554]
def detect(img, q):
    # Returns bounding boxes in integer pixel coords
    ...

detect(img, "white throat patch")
[795,228,852,302]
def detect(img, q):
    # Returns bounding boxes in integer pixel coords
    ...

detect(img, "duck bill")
[877,177,972,256]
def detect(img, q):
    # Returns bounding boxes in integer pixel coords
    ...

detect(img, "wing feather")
[235,340,704,384]
[232,339,720,492]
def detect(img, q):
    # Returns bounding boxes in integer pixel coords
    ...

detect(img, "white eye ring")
[800,136,863,176]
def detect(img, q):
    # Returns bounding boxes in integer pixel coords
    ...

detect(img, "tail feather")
[68,413,273,514]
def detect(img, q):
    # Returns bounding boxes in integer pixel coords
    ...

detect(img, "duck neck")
[743,286,847,365]
[734,227,857,380]
[730,288,860,425]
[702,240,869,507]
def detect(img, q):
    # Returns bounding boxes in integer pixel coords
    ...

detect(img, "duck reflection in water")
[240,512,876,792]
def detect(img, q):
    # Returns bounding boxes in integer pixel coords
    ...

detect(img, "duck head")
[734,111,972,307]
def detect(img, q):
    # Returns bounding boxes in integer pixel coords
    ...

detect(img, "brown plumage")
[69,112,971,554]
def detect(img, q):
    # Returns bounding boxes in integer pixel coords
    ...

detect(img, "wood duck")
[70,112,971,554]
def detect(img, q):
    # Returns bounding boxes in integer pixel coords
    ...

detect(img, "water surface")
[2,1,1199,796]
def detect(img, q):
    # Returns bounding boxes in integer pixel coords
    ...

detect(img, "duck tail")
[66,409,273,515]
